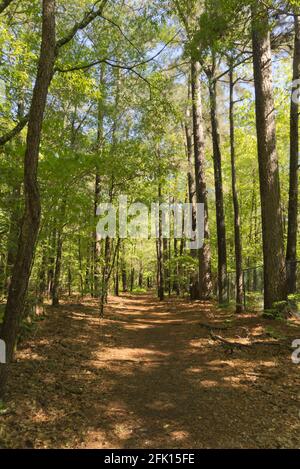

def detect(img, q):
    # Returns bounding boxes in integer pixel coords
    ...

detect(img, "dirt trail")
[1,294,300,448]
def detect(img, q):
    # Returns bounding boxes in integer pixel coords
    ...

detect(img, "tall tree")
[0,0,56,396]
[94,64,106,297]
[229,66,244,312]
[251,2,286,309]
[286,11,300,294]
[207,62,227,304]
[191,60,213,300]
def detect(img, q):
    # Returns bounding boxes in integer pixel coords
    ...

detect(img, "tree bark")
[0,0,56,397]
[191,60,213,300]
[251,4,286,309]
[286,12,300,294]
[37,239,48,303]
[5,183,21,294]
[51,231,63,306]
[184,87,198,300]
[0,0,14,14]
[121,242,127,292]
[207,66,227,304]
[94,64,106,297]
[229,68,244,313]
[157,183,164,301]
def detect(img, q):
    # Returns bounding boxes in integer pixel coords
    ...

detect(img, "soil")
[1,293,300,449]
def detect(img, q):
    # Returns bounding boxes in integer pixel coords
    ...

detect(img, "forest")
[0,0,300,451]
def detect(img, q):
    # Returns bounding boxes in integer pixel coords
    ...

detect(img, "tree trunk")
[208,67,227,304]
[184,86,198,300]
[121,243,128,292]
[78,237,84,297]
[47,228,56,298]
[163,237,169,295]
[138,269,143,288]
[93,174,101,296]
[173,238,180,296]
[100,238,120,317]
[94,64,105,297]
[229,67,244,313]
[0,0,56,397]
[251,5,286,309]
[51,201,66,306]
[84,241,92,295]
[191,60,213,300]
[38,239,48,303]
[114,244,120,297]
[287,12,300,294]
[130,267,135,292]
[68,265,72,297]
[5,183,21,294]
[51,232,63,306]
[157,183,164,301]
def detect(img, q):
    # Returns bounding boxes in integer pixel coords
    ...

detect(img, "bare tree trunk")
[207,65,227,304]
[114,244,120,296]
[163,237,169,295]
[121,242,127,292]
[100,238,120,317]
[157,183,164,301]
[94,64,106,297]
[5,183,21,294]
[191,60,213,300]
[173,238,180,296]
[68,265,72,297]
[130,267,135,292]
[78,237,84,297]
[51,231,63,306]
[184,87,198,300]
[51,201,66,306]
[251,4,286,309]
[287,12,300,294]
[47,228,56,298]
[229,67,244,313]
[138,267,143,288]
[93,174,101,296]
[100,237,111,316]
[38,239,48,303]
[85,241,92,295]
[0,0,56,397]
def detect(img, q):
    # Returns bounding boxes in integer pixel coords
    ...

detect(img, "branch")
[0,1,109,146]
[0,115,28,146]
[100,15,142,54]
[0,0,14,14]
[55,0,109,52]
[56,57,152,96]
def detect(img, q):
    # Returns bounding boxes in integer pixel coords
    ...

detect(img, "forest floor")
[1,293,300,448]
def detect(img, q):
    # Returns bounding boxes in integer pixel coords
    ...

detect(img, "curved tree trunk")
[0,0,56,397]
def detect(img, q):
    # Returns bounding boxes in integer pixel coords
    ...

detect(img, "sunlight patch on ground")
[92,346,170,363]
[169,430,190,441]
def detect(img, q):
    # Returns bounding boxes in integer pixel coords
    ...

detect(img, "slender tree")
[0,0,56,396]
[191,60,213,300]
[207,62,227,304]
[229,66,244,312]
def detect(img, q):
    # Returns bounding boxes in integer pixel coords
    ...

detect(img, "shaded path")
[1,294,300,448]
